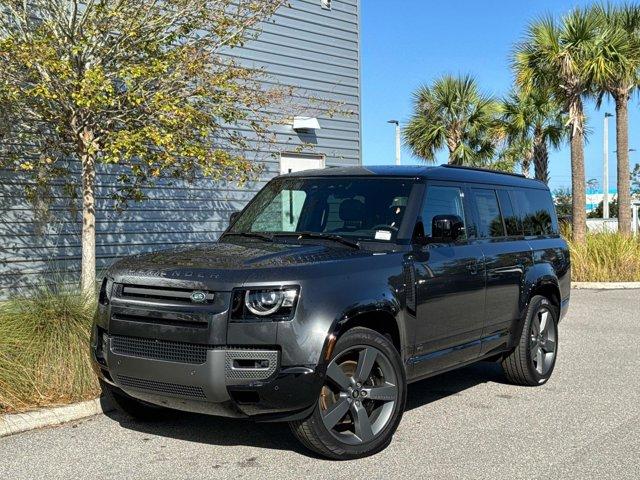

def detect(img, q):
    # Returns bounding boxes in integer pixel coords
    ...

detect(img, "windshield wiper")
[274,232,360,249]
[224,232,274,243]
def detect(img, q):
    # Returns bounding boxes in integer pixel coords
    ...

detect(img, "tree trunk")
[447,139,457,165]
[615,93,632,235]
[521,154,531,178]
[569,100,587,243]
[533,131,549,184]
[447,131,464,165]
[34,160,51,236]
[79,129,97,297]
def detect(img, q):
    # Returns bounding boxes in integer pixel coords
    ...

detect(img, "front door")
[409,183,486,379]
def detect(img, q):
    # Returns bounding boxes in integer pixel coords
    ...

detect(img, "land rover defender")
[92,165,570,459]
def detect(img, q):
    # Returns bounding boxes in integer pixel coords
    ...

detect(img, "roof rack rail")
[440,164,526,178]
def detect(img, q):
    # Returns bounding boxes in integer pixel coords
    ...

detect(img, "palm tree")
[403,74,500,166]
[498,88,566,183]
[590,4,640,235]
[515,9,601,243]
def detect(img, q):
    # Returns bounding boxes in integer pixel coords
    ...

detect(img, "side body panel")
[409,244,486,377]
[476,238,533,355]
[407,181,486,379]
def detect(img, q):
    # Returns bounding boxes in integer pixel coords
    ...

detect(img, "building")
[0,0,361,298]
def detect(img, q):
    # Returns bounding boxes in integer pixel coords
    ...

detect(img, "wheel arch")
[320,303,405,372]
[336,309,402,353]
[511,267,561,349]
[529,282,561,314]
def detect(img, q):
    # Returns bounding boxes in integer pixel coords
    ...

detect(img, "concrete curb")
[0,397,113,438]
[572,282,640,289]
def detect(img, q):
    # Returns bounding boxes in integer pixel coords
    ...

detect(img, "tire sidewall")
[308,327,407,459]
[525,296,559,385]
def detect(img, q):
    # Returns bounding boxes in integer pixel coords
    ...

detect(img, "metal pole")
[388,120,401,166]
[603,113,612,219]
[395,123,401,166]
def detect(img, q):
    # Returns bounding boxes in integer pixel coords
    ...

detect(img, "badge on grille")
[190,291,208,303]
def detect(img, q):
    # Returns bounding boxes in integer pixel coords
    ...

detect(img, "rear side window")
[471,189,505,238]
[510,188,558,236]
[497,190,523,236]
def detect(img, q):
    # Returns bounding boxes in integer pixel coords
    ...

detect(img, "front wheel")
[290,327,406,460]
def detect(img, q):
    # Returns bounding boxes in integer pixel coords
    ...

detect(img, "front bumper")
[92,331,322,421]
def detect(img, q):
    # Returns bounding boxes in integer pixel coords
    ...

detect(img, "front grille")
[110,335,207,364]
[118,284,215,304]
[117,375,206,399]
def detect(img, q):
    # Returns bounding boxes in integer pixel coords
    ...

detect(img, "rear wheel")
[100,380,169,421]
[290,327,406,459]
[502,295,558,386]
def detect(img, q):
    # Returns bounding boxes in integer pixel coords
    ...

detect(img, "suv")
[92,165,570,459]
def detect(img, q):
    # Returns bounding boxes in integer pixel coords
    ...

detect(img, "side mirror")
[229,211,241,226]
[432,214,465,242]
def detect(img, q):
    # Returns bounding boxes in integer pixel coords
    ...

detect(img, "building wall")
[0,0,361,297]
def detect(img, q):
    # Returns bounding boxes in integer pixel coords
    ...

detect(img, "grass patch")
[567,232,640,282]
[0,287,99,414]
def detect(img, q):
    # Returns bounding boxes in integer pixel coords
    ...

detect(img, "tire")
[502,295,559,386]
[289,327,406,460]
[100,380,169,421]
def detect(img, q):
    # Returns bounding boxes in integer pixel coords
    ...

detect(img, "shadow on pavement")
[406,360,506,412]
[104,361,507,457]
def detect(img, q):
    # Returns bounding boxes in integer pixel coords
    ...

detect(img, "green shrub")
[568,232,640,282]
[0,287,99,414]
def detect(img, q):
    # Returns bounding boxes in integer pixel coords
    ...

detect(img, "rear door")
[468,187,532,355]
[410,182,486,378]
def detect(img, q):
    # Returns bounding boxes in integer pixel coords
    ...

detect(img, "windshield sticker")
[375,230,392,241]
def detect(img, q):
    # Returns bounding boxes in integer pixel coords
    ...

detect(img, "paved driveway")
[1,289,639,480]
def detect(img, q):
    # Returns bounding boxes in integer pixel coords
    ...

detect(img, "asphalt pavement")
[1,289,639,480]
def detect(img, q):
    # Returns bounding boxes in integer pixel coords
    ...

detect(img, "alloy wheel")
[320,345,398,445]
[529,307,557,377]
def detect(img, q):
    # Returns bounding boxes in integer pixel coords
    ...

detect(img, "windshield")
[228,177,415,242]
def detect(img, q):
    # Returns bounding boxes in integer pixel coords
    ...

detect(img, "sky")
[360,0,640,193]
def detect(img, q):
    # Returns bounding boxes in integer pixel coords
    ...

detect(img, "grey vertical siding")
[0,0,361,298]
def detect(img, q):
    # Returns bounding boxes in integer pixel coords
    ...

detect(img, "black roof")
[282,164,548,189]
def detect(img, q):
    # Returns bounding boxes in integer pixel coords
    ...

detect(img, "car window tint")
[472,189,505,238]
[497,190,522,236]
[252,189,307,232]
[510,188,558,236]
[231,177,414,242]
[421,186,466,238]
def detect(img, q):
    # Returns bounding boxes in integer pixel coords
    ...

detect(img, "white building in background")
[0,0,362,298]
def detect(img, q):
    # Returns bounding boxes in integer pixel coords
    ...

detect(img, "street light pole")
[388,120,401,166]
[604,113,613,219]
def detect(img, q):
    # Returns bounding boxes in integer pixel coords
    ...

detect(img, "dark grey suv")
[92,165,570,459]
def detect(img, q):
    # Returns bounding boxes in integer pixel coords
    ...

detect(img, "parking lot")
[1,289,639,480]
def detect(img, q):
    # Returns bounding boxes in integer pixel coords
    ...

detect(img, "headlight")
[232,287,299,321]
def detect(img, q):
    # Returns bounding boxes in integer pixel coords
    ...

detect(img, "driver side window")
[421,186,467,239]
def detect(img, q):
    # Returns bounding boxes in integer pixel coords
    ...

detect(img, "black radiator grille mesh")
[111,335,207,364]
[117,375,206,399]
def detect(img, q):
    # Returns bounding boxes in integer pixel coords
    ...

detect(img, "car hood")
[107,239,373,288]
